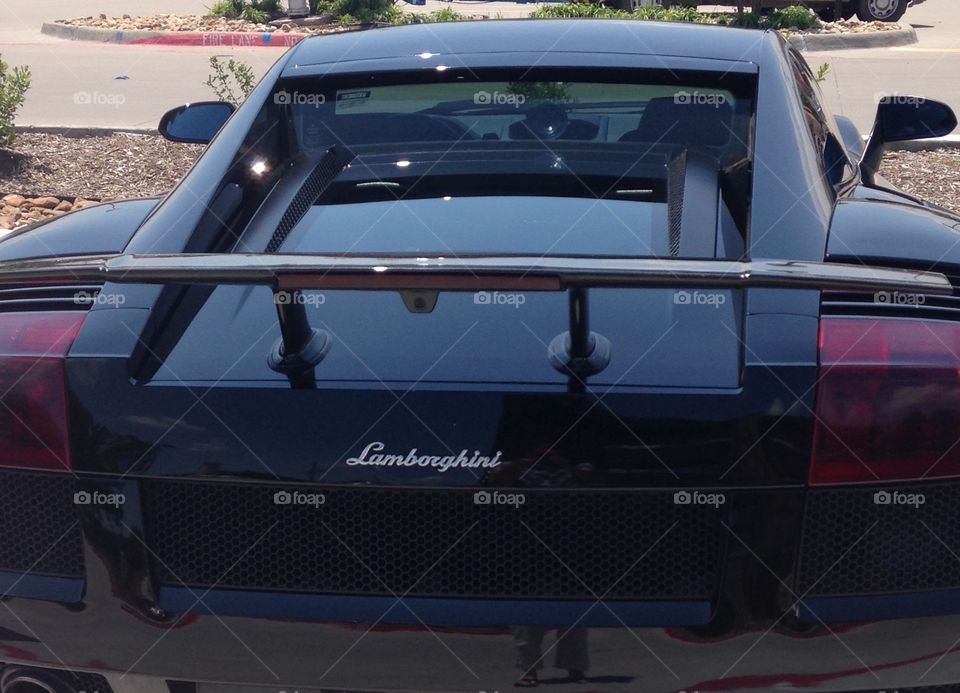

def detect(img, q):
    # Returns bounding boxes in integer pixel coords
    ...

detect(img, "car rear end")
[1,21,960,693]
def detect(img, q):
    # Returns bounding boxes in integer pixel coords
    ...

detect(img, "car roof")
[281,19,771,76]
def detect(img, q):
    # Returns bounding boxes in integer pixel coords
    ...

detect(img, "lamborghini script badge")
[346,442,503,473]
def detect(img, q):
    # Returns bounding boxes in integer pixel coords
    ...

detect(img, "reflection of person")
[514,626,589,687]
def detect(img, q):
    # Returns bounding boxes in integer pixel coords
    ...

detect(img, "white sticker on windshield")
[336,90,371,112]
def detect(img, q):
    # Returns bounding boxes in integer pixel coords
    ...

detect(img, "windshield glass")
[286,73,752,163]
[232,68,755,258]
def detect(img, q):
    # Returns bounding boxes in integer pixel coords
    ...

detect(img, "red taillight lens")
[811,317,960,485]
[0,312,85,472]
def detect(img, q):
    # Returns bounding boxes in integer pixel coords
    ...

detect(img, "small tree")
[204,56,256,104]
[0,55,31,148]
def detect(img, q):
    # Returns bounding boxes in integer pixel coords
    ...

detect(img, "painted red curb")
[127,31,308,47]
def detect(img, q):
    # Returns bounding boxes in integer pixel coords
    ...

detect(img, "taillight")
[811,317,960,485]
[0,312,85,472]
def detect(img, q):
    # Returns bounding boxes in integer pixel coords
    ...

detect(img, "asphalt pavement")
[811,0,960,131]
[1,0,959,133]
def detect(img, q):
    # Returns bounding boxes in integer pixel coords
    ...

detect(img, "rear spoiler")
[0,253,950,294]
[7,253,949,379]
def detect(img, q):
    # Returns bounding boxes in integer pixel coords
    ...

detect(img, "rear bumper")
[4,609,960,692]
[4,472,960,692]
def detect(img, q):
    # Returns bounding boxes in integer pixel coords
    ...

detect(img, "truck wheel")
[856,0,907,21]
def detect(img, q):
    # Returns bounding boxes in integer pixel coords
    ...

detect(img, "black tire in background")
[856,0,908,21]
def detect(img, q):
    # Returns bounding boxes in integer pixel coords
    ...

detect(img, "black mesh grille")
[666,154,685,257]
[0,471,84,577]
[266,149,351,253]
[797,482,960,596]
[143,480,725,599]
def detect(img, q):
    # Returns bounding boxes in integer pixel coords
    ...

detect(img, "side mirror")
[158,101,236,144]
[861,97,957,185]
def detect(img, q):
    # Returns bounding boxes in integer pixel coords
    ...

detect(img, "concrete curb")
[40,21,308,47]
[788,25,917,51]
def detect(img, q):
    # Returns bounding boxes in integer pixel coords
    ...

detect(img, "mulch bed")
[0,133,201,201]
[880,148,960,213]
[0,133,201,231]
[0,133,957,232]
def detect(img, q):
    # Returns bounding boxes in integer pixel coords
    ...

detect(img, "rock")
[54,200,73,212]
[1,194,25,208]
[72,198,96,210]
[0,215,17,230]
[280,23,293,32]
[26,196,61,210]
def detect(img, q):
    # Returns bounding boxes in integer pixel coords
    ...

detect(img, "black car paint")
[0,19,959,693]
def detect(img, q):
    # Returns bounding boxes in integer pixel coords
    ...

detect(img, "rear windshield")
[234,68,756,257]
[284,70,753,165]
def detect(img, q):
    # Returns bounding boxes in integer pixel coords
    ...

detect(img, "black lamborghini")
[0,17,958,693]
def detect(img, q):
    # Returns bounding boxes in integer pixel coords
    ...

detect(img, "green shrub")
[252,0,283,14]
[532,4,711,22]
[507,81,572,102]
[633,6,705,22]
[241,5,270,23]
[766,5,820,30]
[400,7,465,23]
[209,0,244,18]
[319,0,397,23]
[0,55,31,148]
[722,10,762,27]
[530,3,626,19]
[204,56,256,104]
[210,0,279,21]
